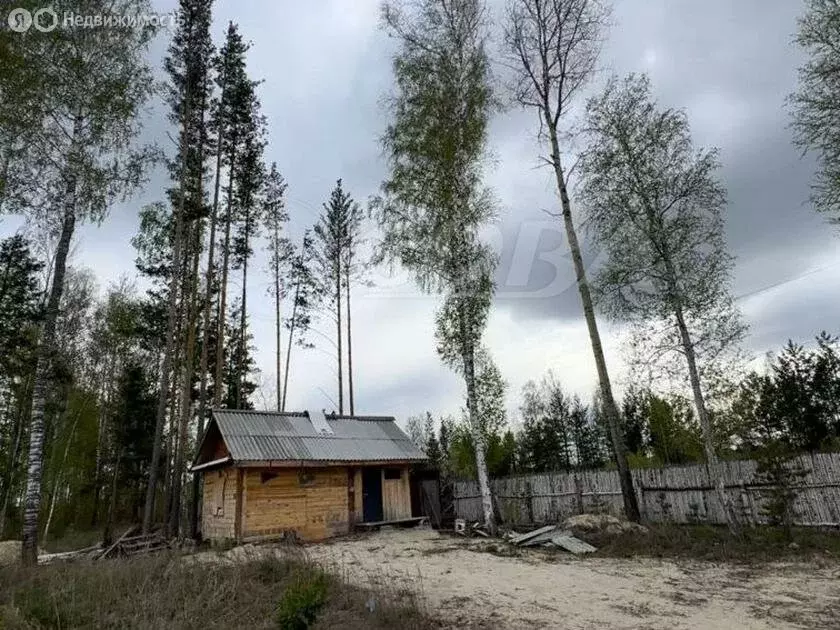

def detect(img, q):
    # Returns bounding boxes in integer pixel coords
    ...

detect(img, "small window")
[384,468,402,480]
[298,471,316,487]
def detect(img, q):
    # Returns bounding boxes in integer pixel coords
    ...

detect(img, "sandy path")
[296,528,839,630]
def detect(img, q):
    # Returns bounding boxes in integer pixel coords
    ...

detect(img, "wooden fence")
[453,452,840,526]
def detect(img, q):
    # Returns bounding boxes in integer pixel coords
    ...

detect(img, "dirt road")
[298,527,838,630]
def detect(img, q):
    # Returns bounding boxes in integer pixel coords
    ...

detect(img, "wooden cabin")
[191,409,427,543]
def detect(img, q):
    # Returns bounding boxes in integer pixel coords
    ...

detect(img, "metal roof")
[203,409,427,464]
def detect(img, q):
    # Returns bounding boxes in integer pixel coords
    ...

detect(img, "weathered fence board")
[454,453,840,527]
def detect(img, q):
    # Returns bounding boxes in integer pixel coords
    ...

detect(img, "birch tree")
[790,0,840,224]
[579,74,747,528]
[1,0,158,563]
[503,0,640,520]
[377,0,499,533]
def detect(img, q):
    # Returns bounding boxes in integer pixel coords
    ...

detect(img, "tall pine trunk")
[345,266,354,416]
[191,83,226,538]
[546,123,640,523]
[274,223,283,411]
[169,224,201,537]
[282,276,300,413]
[237,213,250,408]
[143,88,193,534]
[213,138,237,408]
[336,255,343,414]
[21,144,78,564]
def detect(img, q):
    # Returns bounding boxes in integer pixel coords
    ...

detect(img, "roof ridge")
[212,409,304,416]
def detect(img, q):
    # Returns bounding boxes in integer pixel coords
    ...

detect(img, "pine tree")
[313,180,356,414]
[263,164,291,410]
[144,0,214,536]
[212,28,259,410]
[281,232,319,411]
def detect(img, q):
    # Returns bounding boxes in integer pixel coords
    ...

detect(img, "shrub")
[276,569,329,630]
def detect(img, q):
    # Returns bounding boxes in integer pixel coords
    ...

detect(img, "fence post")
[639,482,648,522]
[574,475,584,515]
[525,480,534,524]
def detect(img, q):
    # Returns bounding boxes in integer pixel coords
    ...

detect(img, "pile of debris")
[504,525,597,554]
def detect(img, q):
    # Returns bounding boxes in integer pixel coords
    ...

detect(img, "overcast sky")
[3,0,838,428]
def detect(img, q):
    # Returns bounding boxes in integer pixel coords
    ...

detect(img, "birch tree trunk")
[42,410,79,545]
[21,157,78,565]
[460,317,495,535]
[546,125,640,523]
[673,306,738,531]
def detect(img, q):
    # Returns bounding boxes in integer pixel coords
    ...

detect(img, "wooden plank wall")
[201,467,237,541]
[242,467,350,541]
[454,452,840,526]
[382,468,412,520]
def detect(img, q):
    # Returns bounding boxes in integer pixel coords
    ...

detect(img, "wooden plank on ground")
[510,524,557,545]
[551,535,596,554]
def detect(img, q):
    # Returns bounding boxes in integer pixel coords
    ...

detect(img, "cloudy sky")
[3,0,838,428]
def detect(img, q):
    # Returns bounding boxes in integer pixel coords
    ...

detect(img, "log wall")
[454,452,840,527]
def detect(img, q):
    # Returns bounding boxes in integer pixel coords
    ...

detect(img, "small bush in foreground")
[276,569,329,630]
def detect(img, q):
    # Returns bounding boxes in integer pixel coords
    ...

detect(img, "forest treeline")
[408,332,840,479]
[1,0,838,559]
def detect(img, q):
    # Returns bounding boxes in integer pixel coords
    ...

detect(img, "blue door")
[362,468,383,523]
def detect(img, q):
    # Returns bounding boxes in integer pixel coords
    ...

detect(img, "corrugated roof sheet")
[208,409,427,464]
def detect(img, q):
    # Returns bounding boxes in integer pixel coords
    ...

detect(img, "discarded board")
[550,535,597,554]
[509,525,557,545]
[521,528,571,547]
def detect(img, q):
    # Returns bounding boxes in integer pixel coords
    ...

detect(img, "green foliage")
[753,441,809,539]
[223,298,259,409]
[728,333,840,453]
[581,74,746,394]
[646,395,703,465]
[790,0,840,223]
[276,569,329,630]
[517,374,608,473]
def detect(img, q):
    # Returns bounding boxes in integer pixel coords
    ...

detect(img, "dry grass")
[0,551,438,630]
[591,524,840,563]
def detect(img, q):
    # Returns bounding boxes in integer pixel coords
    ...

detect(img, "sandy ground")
[286,527,840,630]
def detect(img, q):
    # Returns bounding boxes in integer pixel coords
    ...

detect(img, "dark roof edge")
[210,409,398,422]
